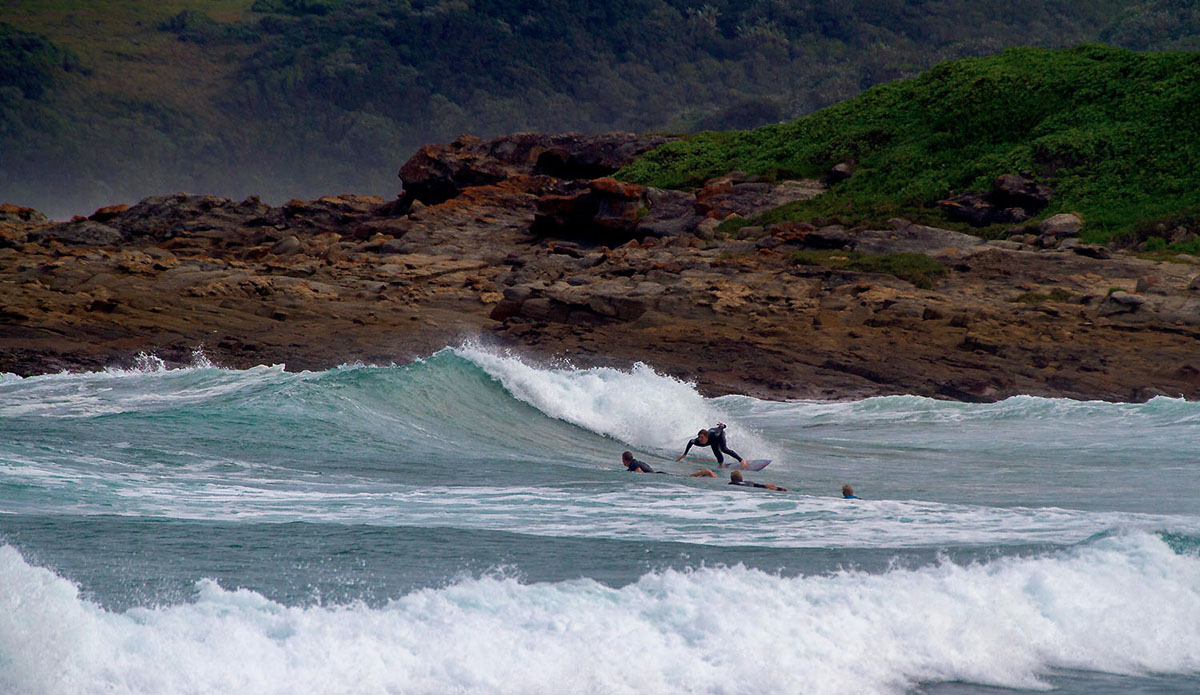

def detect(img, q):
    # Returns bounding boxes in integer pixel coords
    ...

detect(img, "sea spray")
[455,344,777,459]
[3,533,1200,695]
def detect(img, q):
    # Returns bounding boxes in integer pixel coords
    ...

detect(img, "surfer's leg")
[720,444,748,468]
[710,444,725,466]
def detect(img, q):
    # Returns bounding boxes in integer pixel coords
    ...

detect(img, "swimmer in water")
[728,470,786,491]
[622,451,716,477]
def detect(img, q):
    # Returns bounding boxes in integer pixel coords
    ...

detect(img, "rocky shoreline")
[3,131,1200,402]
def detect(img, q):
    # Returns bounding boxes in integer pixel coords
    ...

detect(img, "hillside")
[2,0,1194,218]
[619,44,1200,248]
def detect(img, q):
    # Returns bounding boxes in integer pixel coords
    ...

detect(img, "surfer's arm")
[677,438,697,461]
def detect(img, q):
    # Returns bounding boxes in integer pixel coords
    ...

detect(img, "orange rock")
[89,204,129,223]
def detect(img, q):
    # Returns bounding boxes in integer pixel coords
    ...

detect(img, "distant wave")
[4,531,1200,695]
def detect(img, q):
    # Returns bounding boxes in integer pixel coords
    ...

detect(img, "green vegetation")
[0,22,84,99]
[620,45,1200,243]
[1101,0,1200,50]
[792,250,947,289]
[157,10,260,44]
[1,1,1200,219]
[1119,209,1200,255]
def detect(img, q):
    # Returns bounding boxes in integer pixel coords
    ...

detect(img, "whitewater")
[2,345,1199,695]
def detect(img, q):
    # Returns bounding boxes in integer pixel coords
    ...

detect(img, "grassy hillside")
[0,0,1196,218]
[619,45,1200,245]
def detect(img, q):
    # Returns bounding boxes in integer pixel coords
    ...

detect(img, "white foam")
[0,361,288,418]
[11,470,1196,549]
[455,345,776,460]
[3,533,1200,694]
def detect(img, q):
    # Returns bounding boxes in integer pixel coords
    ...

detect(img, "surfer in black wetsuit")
[622,451,660,473]
[622,451,717,477]
[729,470,786,491]
[675,422,748,468]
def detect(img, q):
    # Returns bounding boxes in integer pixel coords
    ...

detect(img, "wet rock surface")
[4,133,1200,403]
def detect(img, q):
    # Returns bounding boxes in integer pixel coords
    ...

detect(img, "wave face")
[3,347,1200,694]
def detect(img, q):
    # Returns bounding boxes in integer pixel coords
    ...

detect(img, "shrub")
[620,46,1200,243]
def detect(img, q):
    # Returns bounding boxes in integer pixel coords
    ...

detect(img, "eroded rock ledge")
[3,131,1200,402]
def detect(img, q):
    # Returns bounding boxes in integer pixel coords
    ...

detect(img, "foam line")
[3,533,1200,694]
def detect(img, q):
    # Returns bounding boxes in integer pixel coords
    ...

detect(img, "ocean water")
[2,345,1199,695]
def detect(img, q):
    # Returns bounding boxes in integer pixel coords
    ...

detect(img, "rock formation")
[3,132,1200,402]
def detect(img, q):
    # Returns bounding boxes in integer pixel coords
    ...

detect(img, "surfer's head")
[842,484,854,498]
[696,429,709,444]
[730,470,743,483]
[622,451,634,464]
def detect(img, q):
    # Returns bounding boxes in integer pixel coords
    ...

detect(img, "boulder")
[1039,213,1083,237]
[992,173,1053,211]
[1001,207,1031,223]
[826,160,856,184]
[398,132,672,209]
[1099,291,1147,316]
[694,174,737,217]
[938,173,1053,227]
[695,217,721,240]
[637,188,701,238]
[592,178,647,234]
[531,177,647,244]
[694,174,821,219]
[1072,244,1110,259]
[283,195,387,230]
[375,239,407,255]
[269,235,302,257]
[937,193,996,226]
[993,172,1051,207]
[89,204,129,223]
[534,135,671,180]
[0,203,49,225]
[853,219,984,254]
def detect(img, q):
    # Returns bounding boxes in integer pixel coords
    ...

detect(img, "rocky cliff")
[3,132,1200,402]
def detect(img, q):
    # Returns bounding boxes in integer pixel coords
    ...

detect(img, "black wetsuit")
[729,480,786,491]
[681,424,742,466]
[625,458,660,473]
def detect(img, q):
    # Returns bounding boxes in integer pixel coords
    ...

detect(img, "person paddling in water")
[675,422,748,468]
[729,470,787,491]
[622,451,663,473]
[622,451,716,477]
